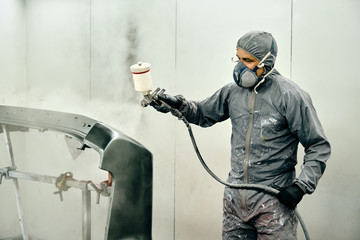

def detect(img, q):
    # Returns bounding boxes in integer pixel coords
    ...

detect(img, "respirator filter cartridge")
[130,62,152,94]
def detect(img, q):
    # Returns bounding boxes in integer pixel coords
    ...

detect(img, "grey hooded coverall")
[174,32,331,239]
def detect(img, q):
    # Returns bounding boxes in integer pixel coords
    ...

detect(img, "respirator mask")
[233,51,272,89]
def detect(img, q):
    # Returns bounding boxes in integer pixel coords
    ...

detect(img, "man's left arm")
[278,88,331,209]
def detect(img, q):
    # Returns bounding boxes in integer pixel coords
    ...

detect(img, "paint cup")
[130,62,152,95]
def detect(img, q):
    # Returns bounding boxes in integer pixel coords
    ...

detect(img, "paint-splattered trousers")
[222,188,298,240]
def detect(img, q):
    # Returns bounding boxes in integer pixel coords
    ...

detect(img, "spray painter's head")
[130,62,152,95]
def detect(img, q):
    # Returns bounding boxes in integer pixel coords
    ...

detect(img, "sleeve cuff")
[293,180,307,194]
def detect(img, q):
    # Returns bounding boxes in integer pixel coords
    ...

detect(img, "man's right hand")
[151,93,183,113]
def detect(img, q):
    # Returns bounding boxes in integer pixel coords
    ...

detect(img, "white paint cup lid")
[130,62,151,74]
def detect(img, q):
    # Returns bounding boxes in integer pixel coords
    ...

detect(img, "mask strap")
[257,51,271,68]
[254,67,274,94]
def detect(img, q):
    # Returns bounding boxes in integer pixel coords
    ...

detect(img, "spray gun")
[130,62,310,240]
[130,62,161,106]
[130,62,184,119]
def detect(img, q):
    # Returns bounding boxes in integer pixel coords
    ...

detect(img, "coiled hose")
[165,105,310,240]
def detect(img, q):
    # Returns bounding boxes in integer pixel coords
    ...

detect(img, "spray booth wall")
[0,0,359,239]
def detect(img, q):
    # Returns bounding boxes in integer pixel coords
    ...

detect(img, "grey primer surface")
[0,105,153,240]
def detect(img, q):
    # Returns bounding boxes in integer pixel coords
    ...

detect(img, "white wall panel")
[175,0,291,239]
[1,0,177,239]
[90,1,176,239]
[26,0,91,114]
[292,0,360,239]
[0,0,26,106]
[0,0,26,238]
[4,1,108,240]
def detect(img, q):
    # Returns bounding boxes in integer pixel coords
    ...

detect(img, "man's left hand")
[277,183,305,210]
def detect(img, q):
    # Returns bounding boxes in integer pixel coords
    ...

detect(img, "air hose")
[163,103,311,240]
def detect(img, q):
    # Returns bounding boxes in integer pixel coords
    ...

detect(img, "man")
[152,31,331,239]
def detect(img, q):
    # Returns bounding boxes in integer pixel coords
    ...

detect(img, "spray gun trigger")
[153,89,166,107]
[141,87,167,108]
[140,87,162,107]
[157,89,166,99]
[151,88,161,101]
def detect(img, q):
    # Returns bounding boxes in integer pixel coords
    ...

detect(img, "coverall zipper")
[241,90,256,218]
